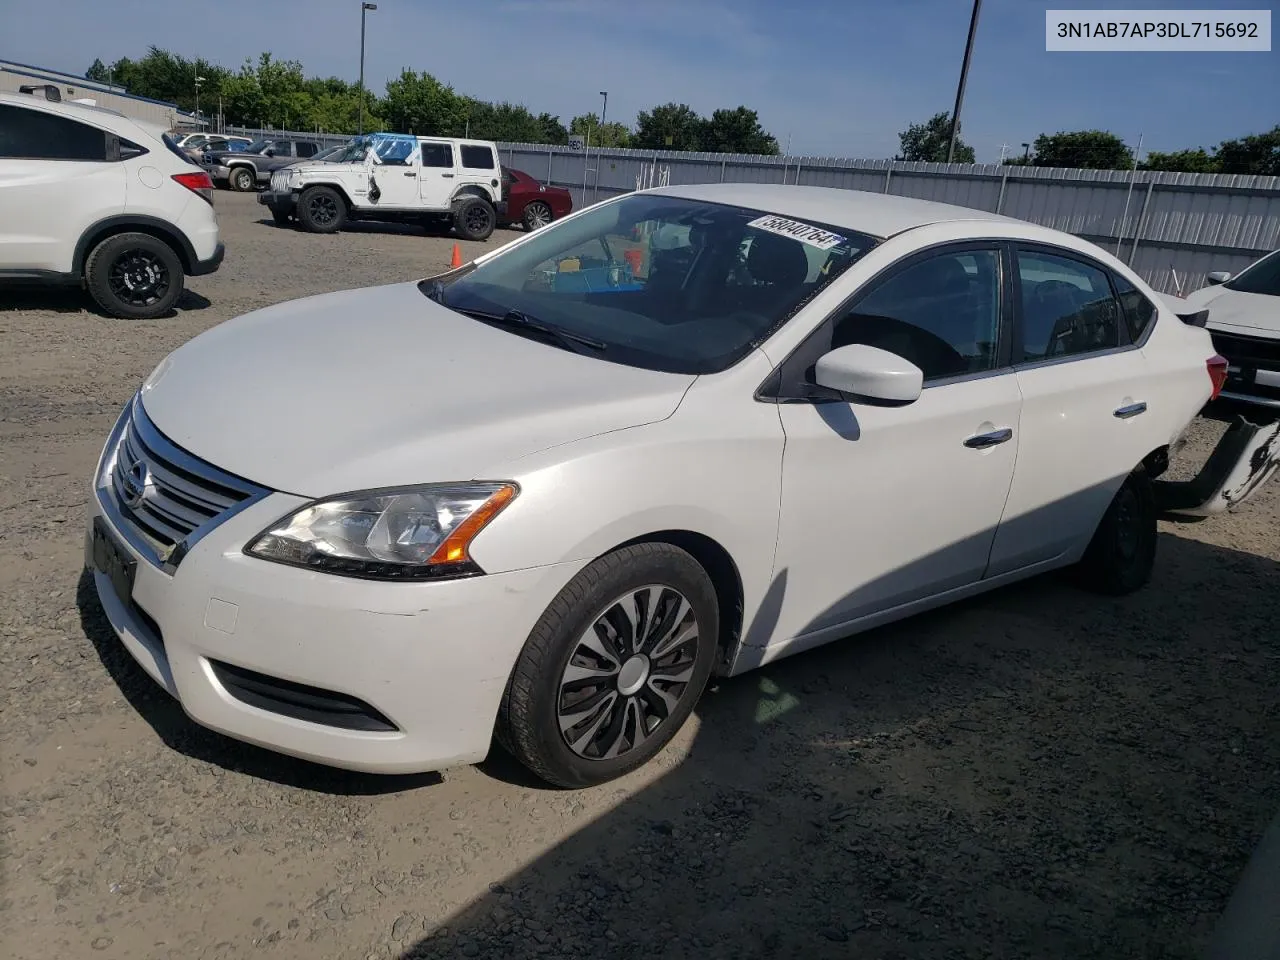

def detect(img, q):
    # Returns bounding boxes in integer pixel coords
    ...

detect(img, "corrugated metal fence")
[228,127,1280,295]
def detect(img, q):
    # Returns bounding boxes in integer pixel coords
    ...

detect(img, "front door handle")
[1114,402,1148,419]
[964,428,1013,449]
[403,171,416,177]
[441,173,455,178]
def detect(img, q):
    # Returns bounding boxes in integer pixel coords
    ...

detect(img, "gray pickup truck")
[202,138,323,191]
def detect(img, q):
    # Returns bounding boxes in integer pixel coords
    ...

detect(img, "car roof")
[646,182,1022,240]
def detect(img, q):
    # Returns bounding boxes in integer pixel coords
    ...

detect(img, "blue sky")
[5,0,1276,161]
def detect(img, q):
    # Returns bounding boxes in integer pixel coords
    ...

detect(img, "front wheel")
[296,186,346,234]
[1074,465,1157,595]
[229,167,255,192]
[453,196,496,242]
[497,543,719,788]
[84,232,185,319]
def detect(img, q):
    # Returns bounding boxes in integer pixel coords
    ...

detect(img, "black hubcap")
[465,204,491,234]
[107,250,169,307]
[309,195,338,225]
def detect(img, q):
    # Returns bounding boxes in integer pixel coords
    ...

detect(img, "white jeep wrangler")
[258,133,505,241]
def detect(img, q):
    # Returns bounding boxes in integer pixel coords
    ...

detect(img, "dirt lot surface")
[2,191,1279,960]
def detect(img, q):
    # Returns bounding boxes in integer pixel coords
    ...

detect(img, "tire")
[296,186,347,234]
[498,542,720,788]
[453,196,496,242]
[84,232,184,320]
[1074,465,1158,595]
[523,200,553,232]
[270,208,293,226]
[229,167,255,192]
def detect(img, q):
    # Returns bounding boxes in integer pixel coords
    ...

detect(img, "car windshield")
[1225,250,1280,297]
[243,139,271,153]
[424,193,879,374]
[330,140,369,163]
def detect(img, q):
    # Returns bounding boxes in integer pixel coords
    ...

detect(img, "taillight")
[1206,354,1228,401]
[172,171,215,205]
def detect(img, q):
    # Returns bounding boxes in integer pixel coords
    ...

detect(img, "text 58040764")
[1045,9,1272,52]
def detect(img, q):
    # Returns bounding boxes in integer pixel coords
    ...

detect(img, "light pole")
[592,91,608,202]
[194,75,206,129]
[358,2,378,136]
[945,0,982,163]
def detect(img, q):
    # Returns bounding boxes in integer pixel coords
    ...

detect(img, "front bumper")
[258,191,296,211]
[84,405,585,774]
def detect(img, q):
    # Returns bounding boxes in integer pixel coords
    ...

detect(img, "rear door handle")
[441,173,455,178]
[403,171,416,177]
[1114,402,1148,419]
[964,428,1013,449]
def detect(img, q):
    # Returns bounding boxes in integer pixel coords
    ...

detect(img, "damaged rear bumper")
[1154,415,1280,518]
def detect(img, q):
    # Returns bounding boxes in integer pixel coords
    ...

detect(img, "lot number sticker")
[747,214,846,250]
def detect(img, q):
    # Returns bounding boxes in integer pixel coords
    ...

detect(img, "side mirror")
[813,344,923,405]
[1206,271,1231,286]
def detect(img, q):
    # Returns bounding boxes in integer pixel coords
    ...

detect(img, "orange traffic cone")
[450,243,463,269]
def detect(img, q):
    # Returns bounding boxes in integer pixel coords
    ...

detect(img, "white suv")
[259,134,504,241]
[0,86,223,319]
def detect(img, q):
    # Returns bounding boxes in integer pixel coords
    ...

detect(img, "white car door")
[0,102,125,273]
[985,245,1165,576]
[418,140,457,210]
[368,140,421,208]
[767,245,1022,644]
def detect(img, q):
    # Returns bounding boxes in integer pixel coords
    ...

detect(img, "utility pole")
[195,75,206,128]
[946,0,982,163]
[593,91,608,202]
[358,2,378,136]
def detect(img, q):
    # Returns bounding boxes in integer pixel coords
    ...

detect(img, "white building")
[0,59,199,131]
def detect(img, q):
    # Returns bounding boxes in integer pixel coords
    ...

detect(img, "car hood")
[139,282,694,497]
[1183,286,1280,335]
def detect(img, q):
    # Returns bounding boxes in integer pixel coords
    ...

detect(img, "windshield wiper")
[464,308,607,354]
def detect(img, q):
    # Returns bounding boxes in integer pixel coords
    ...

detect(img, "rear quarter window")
[0,104,108,160]
[1112,273,1157,343]
[460,145,496,170]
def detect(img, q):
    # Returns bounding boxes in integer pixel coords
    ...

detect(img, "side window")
[1016,250,1121,361]
[1112,272,1156,343]
[421,143,454,168]
[460,145,496,170]
[297,142,317,158]
[831,249,1002,381]
[0,104,108,161]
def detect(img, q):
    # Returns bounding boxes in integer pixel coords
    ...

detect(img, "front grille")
[102,400,268,567]
[209,660,399,732]
[1211,330,1280,368]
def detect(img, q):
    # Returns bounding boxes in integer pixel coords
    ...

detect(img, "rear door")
[418,141,457,209]
[986,244,1164,575]
[0,102,125,273]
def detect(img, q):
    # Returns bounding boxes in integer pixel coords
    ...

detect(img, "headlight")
[245,482,517,580]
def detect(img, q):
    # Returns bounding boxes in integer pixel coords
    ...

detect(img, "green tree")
[1030,130,1132,169]
[86,58,110,83]
[381,69,468,135]
[535,112,569,145]
[1141,148,1219,173]
[569,113,631,148]
[701,106,779,155]
[633,103,704,150]
[1214,126,1280,176]
[896,112,975,163]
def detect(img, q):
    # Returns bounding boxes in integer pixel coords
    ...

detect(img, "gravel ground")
[2,191,1279,960]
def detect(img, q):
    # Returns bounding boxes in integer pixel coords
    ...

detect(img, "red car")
[500,167,573,231]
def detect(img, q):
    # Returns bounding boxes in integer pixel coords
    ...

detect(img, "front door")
[418,140,457,210]
[770,246,1022,643]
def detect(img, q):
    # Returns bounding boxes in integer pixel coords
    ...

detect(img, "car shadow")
[391,529,1280,959]
[74,568,441,795]
[0,287,212,317]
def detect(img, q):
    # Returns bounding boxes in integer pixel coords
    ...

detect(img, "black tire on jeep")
[229,166,255,192]
[453,196,496,242]
[296,186,347,234]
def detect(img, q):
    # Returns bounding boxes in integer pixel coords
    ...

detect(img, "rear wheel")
[523,201,553,231]
[229,167,255,192]
[296,186,346,234]
[497,543,719,788]
[1074,465,1157,595]
[453,196,496,242]
[84,232,184,320]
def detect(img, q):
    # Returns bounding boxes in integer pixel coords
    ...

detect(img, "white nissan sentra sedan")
[86,183,1280,787]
